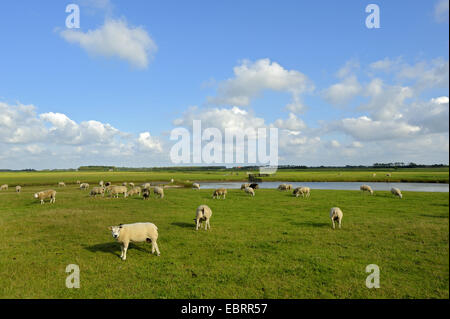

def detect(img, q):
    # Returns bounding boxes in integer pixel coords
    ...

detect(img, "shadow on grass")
[291,221,329,228]
[420,214,449,219]
[171,222,194,228]
[84,242,149,258]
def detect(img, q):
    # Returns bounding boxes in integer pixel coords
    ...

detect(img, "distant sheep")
[153,186,164,199]
[240,183,250,190]
[34,189,56,204]
[109,186,128,198]
[142,183,151,190]
[58,182,66,187]
[330,207,343,229]
[16,185,21,193]
[105,182,111,187]
[127,187,142,197]
[0,184,8,191]
[212,188,227,199]
[76,180,81,184]
[109,222,160,261]
[129,182,135,188]
[90,187,105,197]
[360,184,374,195]
[79,183,89,190]
[386,173,392,177]
[249,183,259,189]
[195,205,212,230]
[391,187,403,199]
[170,178,174,183]
[278,184,292,191]
[192,183,200,190]
[142,189,150,200]
[293,186,310,198]
[372,173,376,177]
[244,186,255,196]
[99,181,104,187]
[122,182,127,186]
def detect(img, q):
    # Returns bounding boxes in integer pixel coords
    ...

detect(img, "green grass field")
[0,181,448,298]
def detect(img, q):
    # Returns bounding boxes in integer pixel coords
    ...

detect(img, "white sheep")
[142,183,151,190]
[244,186,255,196]
[240,183,250,190]
[109,222,160,261]
[127,187,141,197]
[0,184,8,191]
[109,186,128,198]
[153,186,164,198]
[386,173,392,177]
[76,180,81,184]
[99,180,104,187]
[122,182,127,186]
[192,183,200,190]
[58,182,66,187]
[195,205,212,230]
[80,183,89,190]
[129,182,135,188]
[105,182,111,187]
[212,188,227,199]
[330,207,343,229]
[90,187,105,197]
[372,173,376,177]
[293,186,310,198]
[34,189,56,204]
[360,184,374,195]
[278,184,288,191]
[16,185,21,193]
[391,187,403,199]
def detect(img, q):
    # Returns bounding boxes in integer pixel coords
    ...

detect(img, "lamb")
[58,182,66,187]
[391,187,403,199]
[16,185,21,193]
[195,205,212,230]
[330,207,343,229]
[90,187,105,197]
[109,222,160,261]
[0,184,8,191]
[34,189,56,204]
[249,183,259,189]
[142,189,150,200]
[109,186,128,198]
[293,186,310,198]
[79,183,89,190]
[127,187,142,197]
[244,186,255,196]
[154,186,164,198]
[192,183,200,190]
[360,184,374,195]
[212,188,227,199]
[240,183,250,190]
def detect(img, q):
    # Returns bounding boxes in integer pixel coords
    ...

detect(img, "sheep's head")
[33,193,38,199]
[109,225,122,239]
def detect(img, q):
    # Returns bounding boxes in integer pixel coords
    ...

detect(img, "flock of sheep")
[0,179,404,261]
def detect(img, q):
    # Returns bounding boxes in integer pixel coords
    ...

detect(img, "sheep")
[16,185,21,193]
[386,173,392,177]
[372,173,376,177]
[293,186,310,198]
[79,183,89,190]
[129,182,135,188]
[278,184,288,191]
[195,205,212,230]
[34,189,56,204]
[76,180,81,184]
[105,182,111,187]
[90,187,105,197]
[170,178,174,183]
[142,189,150,200]
[391,187,403,199]
[192,183,200,190]
[109,186,128,198]
[142,183,151,190]
[212,188,227,199]
[109,222,160,261]
[249,183,259,189]
[58,182,66,187]
[244,186,255,196]
[360,184,374,195]
[286,184,293,190]
[240,183,250,190]
[127,187,141,197]
[122,182,127,186]
[99,180,104,187]
[330,207,343,229]
[153,186,164,199]
[0,184,8,191]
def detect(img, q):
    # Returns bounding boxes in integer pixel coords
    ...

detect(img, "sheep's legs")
[121,242,128,260]
[152,241,160,256]
[331,218,335,229]
[338,219,342,229]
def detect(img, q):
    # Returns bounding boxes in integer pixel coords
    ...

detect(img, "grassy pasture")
[0,182,448,299]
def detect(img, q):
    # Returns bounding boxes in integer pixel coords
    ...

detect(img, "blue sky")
[0,0,448,169]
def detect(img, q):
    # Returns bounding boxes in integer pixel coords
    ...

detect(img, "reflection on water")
[199,181,449,192]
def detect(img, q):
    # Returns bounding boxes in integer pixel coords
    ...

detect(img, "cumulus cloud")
[434,0,449,22]
[208,59,313,113]
[138,132,163,152]
[324,75,362,105]
[60,19,157,69]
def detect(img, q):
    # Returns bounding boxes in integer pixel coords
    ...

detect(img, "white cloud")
[60,19,157,69]
[273,113,306,131]
[434,0,449,22]
[138,132,162,152]
[324,75,362,105]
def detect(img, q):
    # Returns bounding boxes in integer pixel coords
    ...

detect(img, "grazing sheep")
[127,187,142,197]
[212,188,227,199]
[240,183,250,190]
[142,183,151,190]
[109,222,160,261]
[142,189,150,200]
[34,189,56,204]
[16,185,21,193]
[0,184,8,191]
[249,183,259,189]
[109,186,128,198]
[170,178,174,183]
[195,205,212,230]
[153,186,164,199]
[129,182,135,188]
[105,182,111,187]
[330,207,343,229]
[58,182,66,187]
[293,187,310,198]
[286,184,293,190]
[122,182,127,186]
[244,186,255,196]
[391,187,403,199]
[90,187,105,197]
[99,180,104,187]
[372,173,376,177]
[386,173,392,177]
[360,184,374,195]
[79,183,89,190]
[76,180,81,184]
[192,183,200,190]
